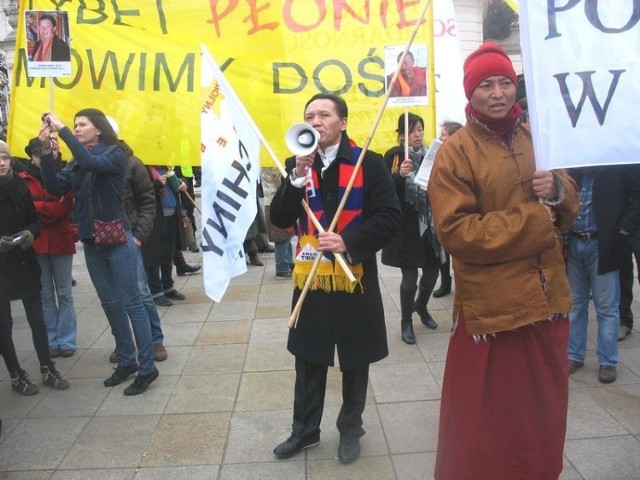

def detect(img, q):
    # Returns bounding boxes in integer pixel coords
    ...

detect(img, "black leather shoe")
[154,295,173,307]
[124,367,159,396]
[273,433,320,459]
[104,364,138,387]
[165,290,186,301]
[338,435,360,464]
[420,313,438,329]
[176,264,201,276]
[401,321,416,344]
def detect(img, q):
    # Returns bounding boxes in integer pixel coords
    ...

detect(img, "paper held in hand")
[413,139,442,189]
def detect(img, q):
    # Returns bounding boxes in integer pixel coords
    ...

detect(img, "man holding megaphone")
[270,93,401,464]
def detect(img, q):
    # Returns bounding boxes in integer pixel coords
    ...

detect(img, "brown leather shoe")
[49,349,60,358]
[568,360,584,375]
[59,349,76,358]
[154,344,168,362]
[598,365,617,383]
[618,325,632,341]
[248,252,263,266]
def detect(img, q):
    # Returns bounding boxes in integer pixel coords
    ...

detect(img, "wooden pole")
[288,0,433,328]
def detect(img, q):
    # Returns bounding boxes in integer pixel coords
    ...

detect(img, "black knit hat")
[24,137,42,158]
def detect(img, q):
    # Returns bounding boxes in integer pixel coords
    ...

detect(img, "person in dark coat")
[270,93,402,464]
[382,112,440,345]
[0,140,69,396]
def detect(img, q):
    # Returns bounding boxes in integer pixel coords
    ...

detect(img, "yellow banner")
[9,1,434,166]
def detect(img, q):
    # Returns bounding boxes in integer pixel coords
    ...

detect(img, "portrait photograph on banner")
[385,44,429,108]
[25,10,71,77]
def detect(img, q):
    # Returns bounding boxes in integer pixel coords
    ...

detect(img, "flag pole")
[200,46,355,283]
[288,0,433,328]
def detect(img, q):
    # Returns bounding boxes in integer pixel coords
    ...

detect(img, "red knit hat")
[463,43,517,99]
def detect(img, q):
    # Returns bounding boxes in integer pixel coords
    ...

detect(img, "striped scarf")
[294,142,364,293]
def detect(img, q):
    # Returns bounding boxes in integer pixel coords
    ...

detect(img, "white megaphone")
[285,123,320,156]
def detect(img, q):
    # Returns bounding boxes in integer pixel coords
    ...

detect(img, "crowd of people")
[1,42,638,478]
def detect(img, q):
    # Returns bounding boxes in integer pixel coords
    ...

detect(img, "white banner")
[200,46,261,303]
[520,2,640,170]
[434,0,466,126]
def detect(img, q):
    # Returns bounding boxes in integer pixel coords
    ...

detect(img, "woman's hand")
[158,174,168,185]
[38,123,54,153]
[41,112,64,132]
[178,180,188,192]
[400,158,413,178]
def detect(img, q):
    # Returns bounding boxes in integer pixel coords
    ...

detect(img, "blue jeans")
[37,254,77,350]
[135,248,164,345]
[84,231,155,375]
[567,238,619,366]
[275,238,293,275]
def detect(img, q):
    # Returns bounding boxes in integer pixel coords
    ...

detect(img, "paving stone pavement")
[1,217,640,478]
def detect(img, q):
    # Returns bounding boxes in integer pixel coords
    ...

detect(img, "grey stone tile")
[566,389,629,439]
[165,373,240,414]
[585,384,640,435]
[52,469,135,479]
[96,375,177,416]
[207,301,256,321]
[559,457,583,480]
[378,401,440,454]
[220,461,305,480]
[29,378,110,418]
[141,412,231,466]
[149,345,191,376]
[392,452,436,480]
[1,472,54,480]
[250,317,291,343]
[0,417,89,470]
[64,348,126,380]
[160,321,204,346]
[415,331,451,362]
[0,381,42,418]
[195,320,251,345]
[182,344,247,375]
[134,465,219,479]
[369,363,440,403]
[58,416,160,469]
[307,455,395,479]
[236,371,296,411]
[225,410,291,464]
[564,435,640,480]
[244,342,293,372]
[161,303,213,324]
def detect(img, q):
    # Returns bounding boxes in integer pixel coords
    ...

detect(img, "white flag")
[520,3,640,170]
[200,45,261,303]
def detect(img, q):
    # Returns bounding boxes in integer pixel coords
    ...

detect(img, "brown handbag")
[93,219,127,246]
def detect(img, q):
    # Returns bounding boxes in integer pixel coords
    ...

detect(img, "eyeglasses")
[0,154,11,163]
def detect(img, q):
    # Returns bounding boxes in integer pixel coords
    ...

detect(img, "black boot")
[415,278,438,330]
[400,286,417,344]
[433,275,451,298]
[174,250,201,276]
[433,255,452,298]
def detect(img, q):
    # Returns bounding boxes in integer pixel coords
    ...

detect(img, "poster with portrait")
[385,44,429,107]
[25,10,71,77]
